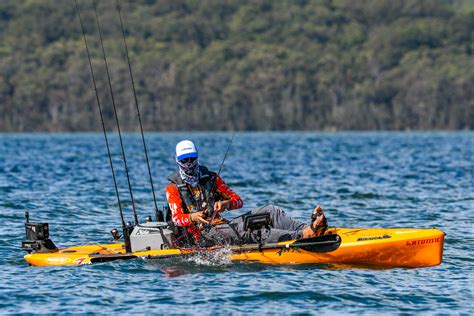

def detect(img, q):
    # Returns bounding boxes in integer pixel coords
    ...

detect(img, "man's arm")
[214,175,243,211]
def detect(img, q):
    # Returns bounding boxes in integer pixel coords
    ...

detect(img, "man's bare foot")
[302,205,328,238]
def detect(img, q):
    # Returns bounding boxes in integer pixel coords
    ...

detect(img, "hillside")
[0,0,473,131]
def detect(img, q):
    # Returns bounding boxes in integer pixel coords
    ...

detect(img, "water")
[1,132,473,314]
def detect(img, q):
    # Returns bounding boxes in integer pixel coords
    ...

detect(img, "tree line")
[0,0,473,132]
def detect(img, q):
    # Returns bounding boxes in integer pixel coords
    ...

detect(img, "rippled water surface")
[1,132,473,314]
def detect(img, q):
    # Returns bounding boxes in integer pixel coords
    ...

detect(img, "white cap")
[176,140,198,161]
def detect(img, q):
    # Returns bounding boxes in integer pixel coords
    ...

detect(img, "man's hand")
[190,211,209,224]
[214,200,230,213]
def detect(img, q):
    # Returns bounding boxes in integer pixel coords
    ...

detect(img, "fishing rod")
[115,0,159,215]
[74,0,126,231]
[92,0,139,225]
[207,132,236,222]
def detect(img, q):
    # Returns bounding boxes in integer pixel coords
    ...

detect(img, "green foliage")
[0,0,472,131]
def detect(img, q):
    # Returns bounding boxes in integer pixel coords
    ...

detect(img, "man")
[165,140,328,247]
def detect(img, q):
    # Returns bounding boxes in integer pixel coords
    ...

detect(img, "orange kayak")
[24,227,444,268]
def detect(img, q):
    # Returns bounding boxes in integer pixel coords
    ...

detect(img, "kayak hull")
[24,227,444,268]
[232,228,444,267]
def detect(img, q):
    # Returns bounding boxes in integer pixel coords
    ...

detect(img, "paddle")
[231,234,341,254]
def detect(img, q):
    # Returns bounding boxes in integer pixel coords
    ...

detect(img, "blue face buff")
[177,157,199,187]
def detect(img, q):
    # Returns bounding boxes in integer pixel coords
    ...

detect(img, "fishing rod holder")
[161,205,171,222]
[122,223,134,253]
[155,207,165,222]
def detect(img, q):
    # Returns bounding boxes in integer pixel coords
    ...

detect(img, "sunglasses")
[180,157,197,163]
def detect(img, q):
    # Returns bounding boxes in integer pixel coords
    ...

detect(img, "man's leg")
[205,224,301,244]
[250,204,307,231]
[204,205,306,244]
[203,223,243,245]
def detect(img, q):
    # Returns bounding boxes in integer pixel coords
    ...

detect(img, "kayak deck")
[24,227,444,268]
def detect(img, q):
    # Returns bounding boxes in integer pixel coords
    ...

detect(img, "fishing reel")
[202,197,223,222]
[110,228,121,241]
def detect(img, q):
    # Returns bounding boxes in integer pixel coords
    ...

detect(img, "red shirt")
[165,175,243,239]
